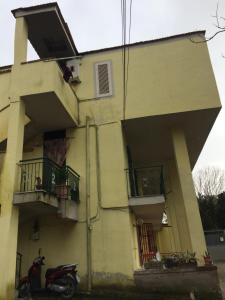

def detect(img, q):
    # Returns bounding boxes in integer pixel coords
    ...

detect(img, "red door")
[137,223,156,265]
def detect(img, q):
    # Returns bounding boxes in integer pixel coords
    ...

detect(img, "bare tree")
[194,166,225,197]
[191,1,225,46]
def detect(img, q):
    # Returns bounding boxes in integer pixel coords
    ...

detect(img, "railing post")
[160,166,165,195]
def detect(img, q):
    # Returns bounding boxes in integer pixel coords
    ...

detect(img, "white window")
[95,61,113,98]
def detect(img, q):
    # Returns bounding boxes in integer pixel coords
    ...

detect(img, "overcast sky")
[0,0,225,172]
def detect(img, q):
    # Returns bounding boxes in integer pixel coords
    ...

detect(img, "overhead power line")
[125,0,133,102]
[121,0,133,120]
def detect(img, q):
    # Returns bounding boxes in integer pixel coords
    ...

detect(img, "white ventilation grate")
[98,64,110,94]
[95,61,113,98]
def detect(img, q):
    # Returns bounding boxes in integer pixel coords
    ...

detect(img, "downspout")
[85,116,92,292]
[90,125,102,222]
[95,125,102,211]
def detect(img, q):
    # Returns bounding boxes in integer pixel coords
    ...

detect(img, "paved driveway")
[216,262,225,300]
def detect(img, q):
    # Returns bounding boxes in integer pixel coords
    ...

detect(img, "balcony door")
[43,130,67,193]
[44,130,67,166]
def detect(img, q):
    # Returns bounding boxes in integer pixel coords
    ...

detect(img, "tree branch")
[190,1,225,44]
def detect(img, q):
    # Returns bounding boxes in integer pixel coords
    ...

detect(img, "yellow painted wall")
[0,72,10,109]
[17,216,87,286]
[67,122,134,284]
[0,20,221,297]
[14,61,78,123]
[0,153,5,175]
[0,72,10,144]
[76,33,220,125]
[22,134,43,160]
[18,122,135,288]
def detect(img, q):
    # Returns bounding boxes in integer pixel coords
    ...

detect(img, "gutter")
[86,116,92,291]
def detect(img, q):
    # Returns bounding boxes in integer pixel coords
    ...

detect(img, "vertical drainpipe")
[86,116,92,291]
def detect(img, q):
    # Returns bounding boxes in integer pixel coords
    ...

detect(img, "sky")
[0,0,225,172]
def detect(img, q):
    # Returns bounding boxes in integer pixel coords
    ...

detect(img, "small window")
[95,61,113,98]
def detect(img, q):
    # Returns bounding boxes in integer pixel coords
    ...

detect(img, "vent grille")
[98,64,110,94]
[95,61,113,98]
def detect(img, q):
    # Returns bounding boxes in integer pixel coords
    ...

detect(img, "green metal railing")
[18,157,80,201]
[125,166,164,197]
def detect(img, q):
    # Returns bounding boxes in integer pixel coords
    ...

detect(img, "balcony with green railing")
[13,157,80,221]
[125,166,165,230]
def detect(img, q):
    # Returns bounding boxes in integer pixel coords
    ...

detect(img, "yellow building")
[0,3,221,299]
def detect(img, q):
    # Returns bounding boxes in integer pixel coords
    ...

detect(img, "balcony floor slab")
[13,191,59,222]
[129,195,165,230]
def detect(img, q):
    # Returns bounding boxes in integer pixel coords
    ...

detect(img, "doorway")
[137,223,157,265]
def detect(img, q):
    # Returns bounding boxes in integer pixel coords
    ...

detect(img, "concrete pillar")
[157,161,188,254]
[172,128,206,264]
[0,17,27,300]
[168,160,192,252]
[14,17,28,65]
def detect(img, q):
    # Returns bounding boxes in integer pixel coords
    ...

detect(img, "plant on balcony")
[162,251,197,269]
[179,251,197,267]
[55,166,68,200]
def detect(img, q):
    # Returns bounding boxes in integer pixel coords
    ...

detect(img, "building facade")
[0,3,221,299]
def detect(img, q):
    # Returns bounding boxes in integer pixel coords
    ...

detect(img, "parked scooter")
[17,256,80,299]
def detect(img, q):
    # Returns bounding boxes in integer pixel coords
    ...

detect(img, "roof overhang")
[123,107,221,169]
[12,2,77,59]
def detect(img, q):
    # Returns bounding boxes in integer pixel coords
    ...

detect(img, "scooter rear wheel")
[61,275,77,299]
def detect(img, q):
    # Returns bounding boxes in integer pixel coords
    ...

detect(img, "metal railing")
[126,166,164,197]
[18,157,80,201]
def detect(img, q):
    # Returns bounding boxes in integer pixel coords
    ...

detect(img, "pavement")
[16,293,192,300]
[16,292,190,300]
[216,262,225,300]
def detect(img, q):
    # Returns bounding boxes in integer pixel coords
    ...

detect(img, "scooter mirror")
[41,256,45,265]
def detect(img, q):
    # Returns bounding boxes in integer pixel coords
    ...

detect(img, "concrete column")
[14,17,28,65]
[172,128,206,264]
[0,17,27,300]
[157,161,189,254]
[0,100,25,299]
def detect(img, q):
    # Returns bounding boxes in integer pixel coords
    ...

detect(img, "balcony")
[13,157,80,221]
[19,60,78,131]
[126,166,165,230]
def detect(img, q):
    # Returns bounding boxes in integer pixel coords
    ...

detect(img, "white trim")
[94,61,113,98]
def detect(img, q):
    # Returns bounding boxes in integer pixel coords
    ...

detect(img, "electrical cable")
[125,0,133,100]
[121,0,133,120]
[121,0,127,120]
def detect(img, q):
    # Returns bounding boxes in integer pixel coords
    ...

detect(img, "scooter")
[18,256,80,299]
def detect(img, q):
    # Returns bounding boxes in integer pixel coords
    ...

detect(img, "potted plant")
[162,253,179,269]
[162,252,197,269]
[55,166,68,200]
[203,251,213,266]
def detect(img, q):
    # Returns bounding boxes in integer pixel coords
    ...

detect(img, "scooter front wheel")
[61,275,77,299]
[17,282,31,299]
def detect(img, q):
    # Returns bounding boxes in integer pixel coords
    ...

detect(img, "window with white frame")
[94,61,113,98]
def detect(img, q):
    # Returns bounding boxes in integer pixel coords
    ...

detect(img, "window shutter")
[95,61,113,98]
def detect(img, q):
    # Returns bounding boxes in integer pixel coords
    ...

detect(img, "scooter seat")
[56,264,77,269]
[46,264,77,277]
[45,268,58,277]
